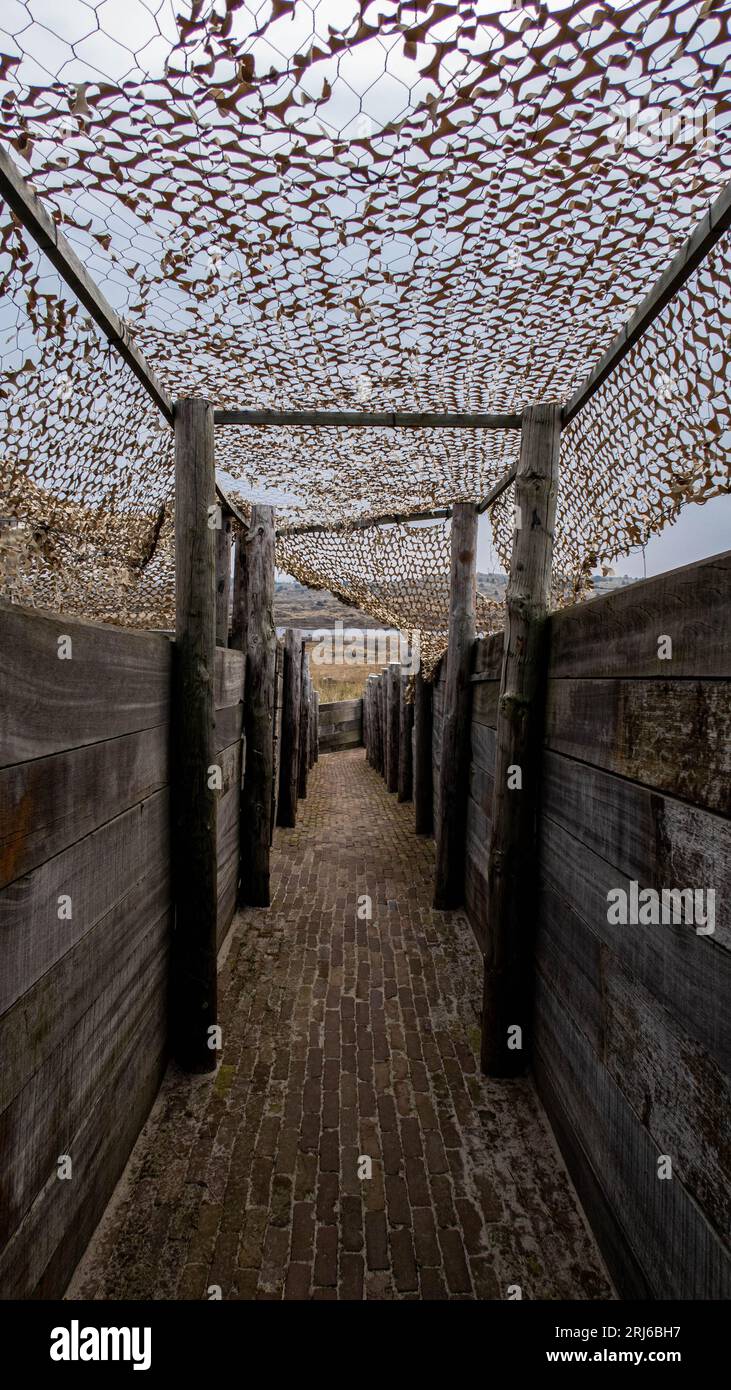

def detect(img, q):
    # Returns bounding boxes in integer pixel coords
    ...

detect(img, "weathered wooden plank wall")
[318,697,363,753]
[0,601,172,1299]
[215,646,245,946]
[463,550,731,1298]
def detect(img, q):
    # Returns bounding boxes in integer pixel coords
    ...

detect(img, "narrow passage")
[70,750,612,1301]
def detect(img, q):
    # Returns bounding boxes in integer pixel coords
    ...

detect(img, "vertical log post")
[433,501,477,909]
[171,397,218,1073]
[230,522,245,651]
[298,644,310,799]
[383,669,389,778]
[385,662,401,792]
[215,509,232,646]
[313,690,320,762]
[239,505,276,907]
[270,639,283,841]
[481,403,561,1077]
[413,671,433,834]
[397,674,414,802]
[277,627,302,827]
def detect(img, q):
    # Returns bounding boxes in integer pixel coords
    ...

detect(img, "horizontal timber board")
[465,855,488,954]
[215,703,243,754]
[0,935,167,1249]
[0,988,166,1298]
[0,724,168,891]
[0,788,169,1015]
[471,680,499,728]
[473,632,504,679]
[471,722,497,776]
[544,678,731,814]
[548,551,731,678]
[214,646,245,709]
[0,869,170,1113]
[539,815,731,1070]
[0,601,171,767]
[534,973,731,1300]
[319,732,362,751]
[537,895,731,1239]
[542,750,730,947]
[318,699,363,719]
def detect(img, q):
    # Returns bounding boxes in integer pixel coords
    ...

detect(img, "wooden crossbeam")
[214,408,523,430]
[0,143,174,423]
[275,464,517,538]
[563,177,731,426]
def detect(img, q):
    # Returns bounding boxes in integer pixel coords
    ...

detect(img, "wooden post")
[309,682,316,769]
[239,505,276,907]
[433,501,477,909]
[398,674,414,802]
[385,662,401,792]
[215,509,232,646]
[313,691,320,762]
[230,523,245,652]
[170,397,217,1073]
[481,403,561,1077]
[298,645,310,799]
[379,673,387,777]
[277,628,302,827]
[271,639,283,841]
[413,672,433,834]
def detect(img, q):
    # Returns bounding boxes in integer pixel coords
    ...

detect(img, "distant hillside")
[274,572,637,629]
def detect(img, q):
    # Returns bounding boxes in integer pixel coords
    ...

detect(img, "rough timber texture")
[171,397,218,1074]
[68,750,611,1303]
[0,601,171,1299]
[239,505,276,908]
[464,550,731,1299]
[434,502,477,909]
[318,698,363,753]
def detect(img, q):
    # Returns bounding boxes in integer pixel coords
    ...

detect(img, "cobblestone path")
[69,749,612,1301]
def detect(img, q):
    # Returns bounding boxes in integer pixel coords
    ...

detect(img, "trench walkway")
[69,749,612,1302]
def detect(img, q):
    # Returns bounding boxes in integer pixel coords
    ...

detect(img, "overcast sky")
[477,492,729,578]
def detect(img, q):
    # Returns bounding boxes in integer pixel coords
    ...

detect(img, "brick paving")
[69,749,612,1302]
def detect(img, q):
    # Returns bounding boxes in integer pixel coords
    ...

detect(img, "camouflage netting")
[0,0,730,655]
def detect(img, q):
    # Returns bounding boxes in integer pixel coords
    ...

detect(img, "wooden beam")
[385,663,401,793]
[433,501,477,909]
[277,628,302,828]
[276,463,517,537]
[398,673,414,803]
[170,397,217,1072]
[413,672,433,835]
[214,408,522,430]
[239,505,276,907]
[0,142,173,423]
[481,403,561,1077]
[563,178,731,425]
[476,464,518,514]
[215,509,232,646]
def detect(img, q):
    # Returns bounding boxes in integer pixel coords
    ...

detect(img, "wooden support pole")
[277,628,302,827]
[413,672,433,835]
[239,505,276,907]
[271,639,283,840]
[170,397,217,1073]
[385,662,401,793]
[215,510,232,646]
[313,691,320,762]
[433,501,477,909]
[298,646,310,799]
[481,403,561,1077]
[398,674,414,802]
[230,524,245,652]
[383,669,389,778]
